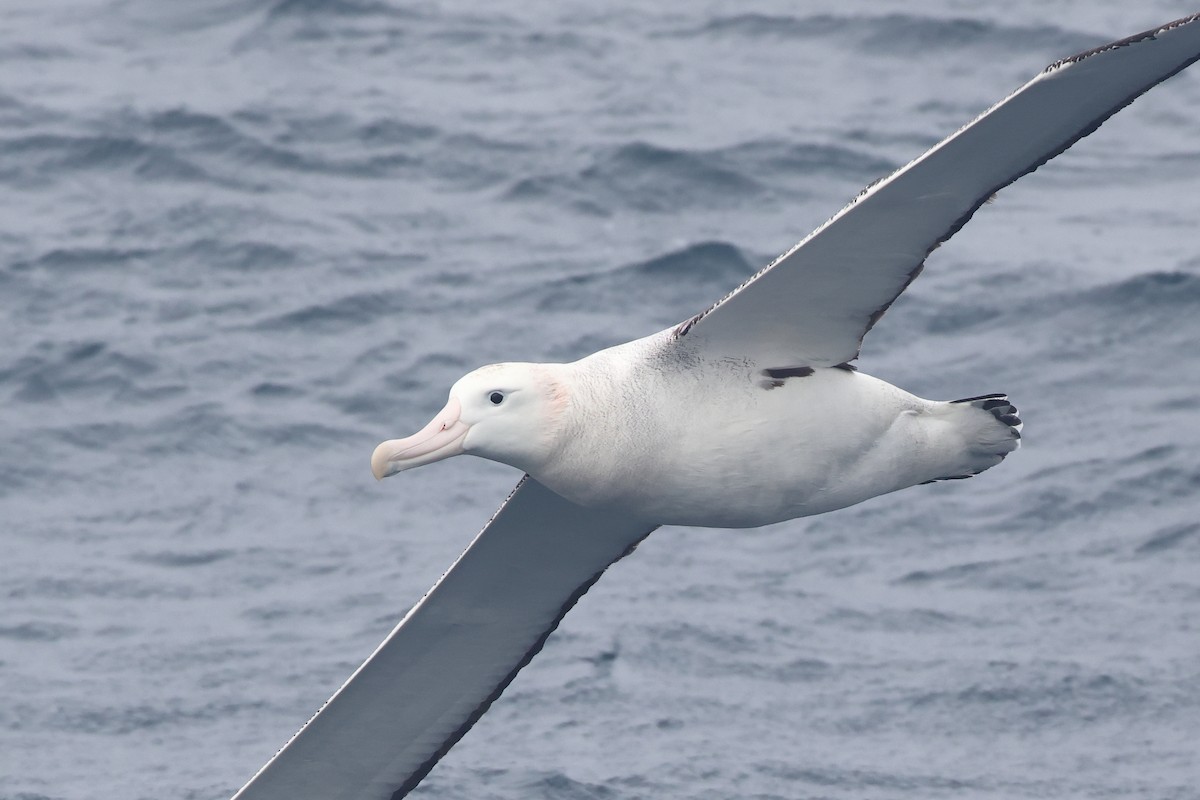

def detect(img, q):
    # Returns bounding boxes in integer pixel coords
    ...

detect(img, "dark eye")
[488,391,504,405]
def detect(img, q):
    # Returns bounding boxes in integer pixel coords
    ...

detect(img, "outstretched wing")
[675,13,1200,367]
[231,478,655,800]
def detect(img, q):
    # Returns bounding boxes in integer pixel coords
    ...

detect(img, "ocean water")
[2,2,1199,798]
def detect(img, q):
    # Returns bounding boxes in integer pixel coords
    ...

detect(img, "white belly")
[535,365,967,528]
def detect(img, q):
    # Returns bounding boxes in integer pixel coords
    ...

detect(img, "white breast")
[531,336,945,528]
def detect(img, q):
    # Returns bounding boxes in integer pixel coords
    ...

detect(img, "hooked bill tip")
[371,441,395,480]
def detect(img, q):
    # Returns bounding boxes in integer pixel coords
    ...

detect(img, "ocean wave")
[1078,270,1200,310]
[254,289,411,333]
[7,575,195,601]
[0,99,536,201]
[903,667,1150,727]
[1135,523,1200,555]
[238,0,430,51]
[131,550,237,568]
[0,622,78,642]
[506,142,762,214]
[505,139,893,215]
[666,12,1091,56]
[9,246,154,273]
[535,241,753,313]
[264,0,419,21]
[504,140,892,215]
[1,340,158,404]
[0,132,224,187]
[896,268,1200,344]
[895,557,1048,590]
[26,698,267,736]
[515,771,617,800]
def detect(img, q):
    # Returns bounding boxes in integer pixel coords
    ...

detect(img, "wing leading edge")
[676,13,1200,367]
[230,478,656,800]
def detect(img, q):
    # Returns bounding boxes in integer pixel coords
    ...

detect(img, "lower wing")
[230,477,656,800]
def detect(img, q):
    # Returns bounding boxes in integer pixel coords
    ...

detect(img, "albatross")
[232,14,1200,800]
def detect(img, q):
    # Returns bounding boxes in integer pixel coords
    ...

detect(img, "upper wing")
[674,13,1200,367]
[230,478,656,800]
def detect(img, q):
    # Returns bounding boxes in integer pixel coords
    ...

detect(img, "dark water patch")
[255,290,409,334]
[1079,270,1200,311]
[660,624,757,654]
[905,669,1150,726]
[43,422,141,455]
[1154,393,1200,412]
[7,576,193,601]
[72,499,214,530]
[242,604,296,623]
[721,138,897,182]
[323,390,396,420]
[351,340,410,370]
[506,141,764,213]
[1006,452,1200,528]
[256,421,358,447]
[666,12,864,40]
[0,132,225,187]
[135,107,424,182]
[178,238,299,272]
[923,303,1003,335]
[132,550,236,568]
[10,246,153,273]
[630,241,754,282]
[426,132,531,189]
[1,340,158,404]
[1022,446,1178,490]
[896,557,1050,591]
[245,109,437,152]
[148,107,262,147]
[238,0,427,52]
[506,139,890,217]
[859,15,1087,56]
[776,657,831,682]
[241,138,414,179]
[1135,523,1200,555]
[819,606,978,633]
[1120,464,1200,503]
[140,404,249,457]
[38,699,262,735]
[103,0,267,35]
[357,117,439,146]
[669,12,1088,56]
[763,762,975,792]
[536,241,753,313]
[265,0,419,21]
[585,140,760,207]
[0,92,61,130]
[518,771,616,800]
[0,622,78,642]
[1123,444,1177,465]
[504,174,610,216]
[251,382,303,398]
[507,28,609,59]
[0,42,74,61]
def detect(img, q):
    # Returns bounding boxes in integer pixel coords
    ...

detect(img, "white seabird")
[232,14,1200,800]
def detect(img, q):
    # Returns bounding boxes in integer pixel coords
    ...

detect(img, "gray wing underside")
[676,13,1200,367]
[230,478,655,800]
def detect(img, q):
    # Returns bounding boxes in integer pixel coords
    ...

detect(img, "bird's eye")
[488,391,505,405]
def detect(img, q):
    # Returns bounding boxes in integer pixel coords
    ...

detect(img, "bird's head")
[371,362,569,479]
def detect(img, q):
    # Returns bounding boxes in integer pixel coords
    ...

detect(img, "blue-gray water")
[3,2,1200,798]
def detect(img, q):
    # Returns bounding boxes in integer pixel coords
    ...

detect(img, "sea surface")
[2,2,1200,799]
